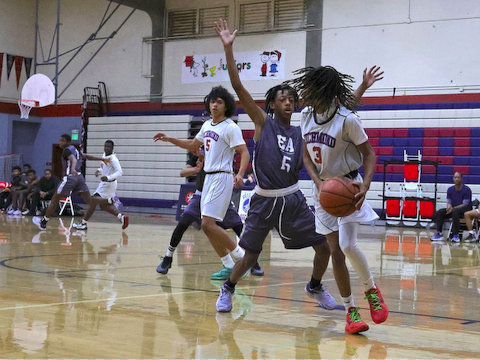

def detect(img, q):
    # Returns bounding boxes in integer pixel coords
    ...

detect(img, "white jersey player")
[153,85,250,280]
[289,65,389,334]
[73,140,129,230]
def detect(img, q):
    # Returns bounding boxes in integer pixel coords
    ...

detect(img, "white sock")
[342,295,355,313]
[166,246,175,257]
[117,213,122,220]
[363,278,375,292]
[43,216,49,221]
[231,245,245,259]
[82,219,88,224]
[221,254,235,269]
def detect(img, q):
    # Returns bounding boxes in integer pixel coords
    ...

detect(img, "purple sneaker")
[216,283,234,312]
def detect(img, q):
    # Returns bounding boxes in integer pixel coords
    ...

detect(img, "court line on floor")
[1,255,479,324]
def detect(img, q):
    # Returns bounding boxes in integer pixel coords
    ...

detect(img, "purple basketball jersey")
[253,115,304,189]
[62,145,83,176]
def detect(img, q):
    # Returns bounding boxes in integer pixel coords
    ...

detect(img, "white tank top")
[195,118,245,173]
[300,105,368,179]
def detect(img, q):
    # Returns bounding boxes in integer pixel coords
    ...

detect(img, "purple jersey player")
[213,18,334,314]
[33,134,103,231]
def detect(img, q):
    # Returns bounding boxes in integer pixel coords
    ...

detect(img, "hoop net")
[18,99,39,119]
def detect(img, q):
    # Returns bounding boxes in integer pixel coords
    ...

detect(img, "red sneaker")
[345,307,369,334]
[364,286,389,324]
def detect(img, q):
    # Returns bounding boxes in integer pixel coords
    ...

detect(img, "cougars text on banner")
[181,50,285,84]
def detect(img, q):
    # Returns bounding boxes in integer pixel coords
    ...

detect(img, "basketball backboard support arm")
[33,0,136,102]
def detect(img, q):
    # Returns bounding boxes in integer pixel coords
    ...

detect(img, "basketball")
[319,176,359,217]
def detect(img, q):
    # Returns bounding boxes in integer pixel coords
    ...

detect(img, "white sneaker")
[7,209,15,215]
[73,222,87,230]
[13,210,21,215]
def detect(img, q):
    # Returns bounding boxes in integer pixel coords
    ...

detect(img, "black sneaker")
[156,256,173,274]
[33,216,47,231]
[251,262,264,276]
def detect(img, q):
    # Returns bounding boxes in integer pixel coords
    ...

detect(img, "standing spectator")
[430,172,472,243]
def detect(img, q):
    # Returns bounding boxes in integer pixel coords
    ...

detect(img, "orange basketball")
[319,176,359,217]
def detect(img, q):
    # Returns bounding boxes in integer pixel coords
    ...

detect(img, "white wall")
[322,0,480,95]
[0,0,152,104]
[163,31,307,102]
[0,0,35,101]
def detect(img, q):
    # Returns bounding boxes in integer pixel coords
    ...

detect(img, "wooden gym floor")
[0,212,479,359]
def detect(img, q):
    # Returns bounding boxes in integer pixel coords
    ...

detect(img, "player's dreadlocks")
[264,84,299,116]
[286,66,358,112]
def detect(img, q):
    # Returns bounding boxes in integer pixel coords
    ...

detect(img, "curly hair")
[286,66,358,112]
[204,86,236,118]
[264,84,299,116]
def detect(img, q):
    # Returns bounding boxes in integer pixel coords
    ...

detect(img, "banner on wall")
[0,53,3,87]
[24,57,32,78]
[181,49,285,84]
[6,54,14,80]
[14,56,23,89]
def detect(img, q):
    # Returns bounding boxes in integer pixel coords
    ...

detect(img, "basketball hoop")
[18,99,39,119]
[18,73,55,119]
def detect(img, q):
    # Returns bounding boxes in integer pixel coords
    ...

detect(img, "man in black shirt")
[27,169,59,215]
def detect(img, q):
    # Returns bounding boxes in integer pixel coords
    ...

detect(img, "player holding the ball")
[290,65,389,333]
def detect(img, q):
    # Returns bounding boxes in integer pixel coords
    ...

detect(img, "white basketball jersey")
[300,106,368,179]
[195,118,245,173]
[98,153,123,181]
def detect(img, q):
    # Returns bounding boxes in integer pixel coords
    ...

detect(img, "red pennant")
[0,53,3,87]
[6,54,14,80]
[14,56,23,89]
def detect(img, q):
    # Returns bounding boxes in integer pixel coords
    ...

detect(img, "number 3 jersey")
[253,115,304,190]
[300,106,368,179]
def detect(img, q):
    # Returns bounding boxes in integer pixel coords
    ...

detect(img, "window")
[167,9,197,37]
[167,6,229,38]
[274,0,306,29]
[199,6,229,35]
[239,2,271,32]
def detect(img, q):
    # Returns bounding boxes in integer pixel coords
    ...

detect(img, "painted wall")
[322,0,480,95]
[0,0,35,101]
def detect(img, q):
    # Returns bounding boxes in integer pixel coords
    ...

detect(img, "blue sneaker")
[305,283,338,310]
[156,256,172,274]
[216,283,234,312]
[210,266,233,280]
[451,234,460,243]
[430,232,444,241]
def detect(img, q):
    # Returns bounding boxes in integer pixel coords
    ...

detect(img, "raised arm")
[215,19,266,135]
[354,65,384,100]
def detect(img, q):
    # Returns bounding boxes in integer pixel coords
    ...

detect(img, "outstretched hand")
[214,18,237,47]
[153,132,170,143]
[362,66,384,89]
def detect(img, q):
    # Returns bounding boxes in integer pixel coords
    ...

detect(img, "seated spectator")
[430,172,472,243]
[22,169,41,215]
[6,166,27,215]
[26,169,59,215]
[0,174,14,212]
[462,199,480,242]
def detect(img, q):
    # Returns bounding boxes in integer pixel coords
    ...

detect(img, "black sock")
[224,279,236,291]
[310,277,321,289]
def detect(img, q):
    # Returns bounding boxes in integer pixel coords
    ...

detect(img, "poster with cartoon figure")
[181,50,285,84]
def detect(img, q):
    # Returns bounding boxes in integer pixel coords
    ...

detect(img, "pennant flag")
[6,54,14,80]
[0,53,3,87]
[14,56,23,89]
[24,57,32,78]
